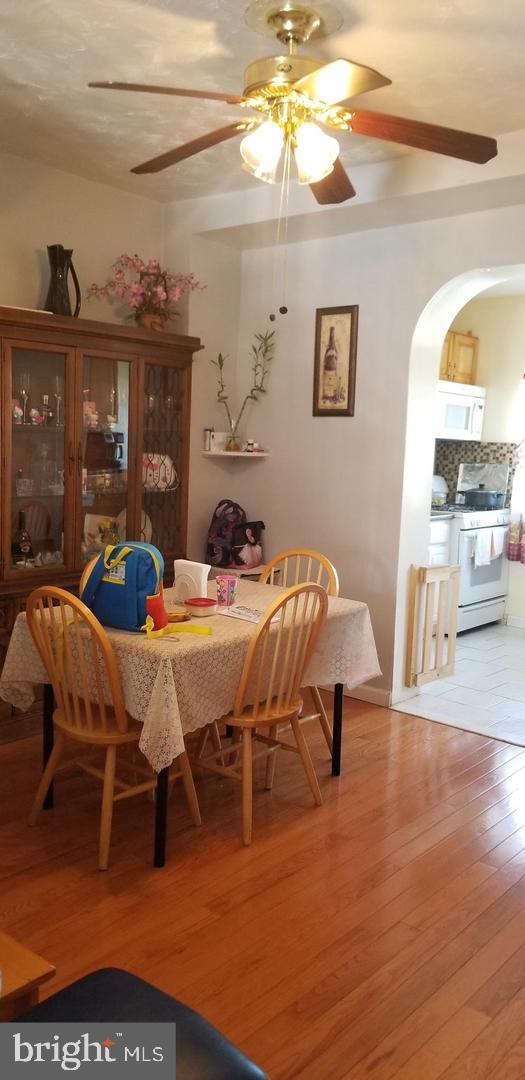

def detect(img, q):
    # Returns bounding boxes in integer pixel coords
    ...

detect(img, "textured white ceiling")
[1,0,525,202]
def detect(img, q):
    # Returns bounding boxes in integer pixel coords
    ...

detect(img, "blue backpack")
[80,543,164,632]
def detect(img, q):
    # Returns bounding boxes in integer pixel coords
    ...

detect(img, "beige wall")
[451,295,525,443]
[184,237,243,559]
[0,150,163,322]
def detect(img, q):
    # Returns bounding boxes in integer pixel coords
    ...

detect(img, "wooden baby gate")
[405,564,460,688]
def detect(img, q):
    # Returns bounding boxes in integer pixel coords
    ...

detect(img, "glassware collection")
[12,373,65,427]
[10,359,130,570]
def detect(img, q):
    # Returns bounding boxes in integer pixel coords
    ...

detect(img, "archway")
[392,263,525,704]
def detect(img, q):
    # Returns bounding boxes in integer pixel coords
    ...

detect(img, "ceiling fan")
[88,0,497,205]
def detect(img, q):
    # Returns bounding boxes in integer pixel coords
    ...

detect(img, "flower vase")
[44,244,81,317]
[138,312,164,332]
[225,432,242,452]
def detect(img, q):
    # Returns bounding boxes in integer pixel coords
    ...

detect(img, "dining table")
[0,579,380,867]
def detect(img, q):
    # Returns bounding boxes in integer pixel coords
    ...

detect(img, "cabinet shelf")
[201,450,270,459]
[12,424,65,432]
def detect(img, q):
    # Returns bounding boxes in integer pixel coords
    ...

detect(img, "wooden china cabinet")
[0,306,201,673]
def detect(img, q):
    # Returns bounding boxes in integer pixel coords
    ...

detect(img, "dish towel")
[474,529,493,567]
[491,529,506,560]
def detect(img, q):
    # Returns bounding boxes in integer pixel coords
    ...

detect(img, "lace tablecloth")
[0,581,380,772]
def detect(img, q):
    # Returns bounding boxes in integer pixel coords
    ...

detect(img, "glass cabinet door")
[142,363,185,568]
[79,354,132,566]
[8,345,70,573]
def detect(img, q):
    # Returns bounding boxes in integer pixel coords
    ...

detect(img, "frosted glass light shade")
[240,120,284,183]
[294,122,339,184]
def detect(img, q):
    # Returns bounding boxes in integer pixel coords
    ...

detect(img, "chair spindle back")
[26,586,128,735]
[234,583,328,722]
[259,548,339,597]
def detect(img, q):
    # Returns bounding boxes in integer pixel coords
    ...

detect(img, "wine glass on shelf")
[53,374,64,427]
[19,372,30,424]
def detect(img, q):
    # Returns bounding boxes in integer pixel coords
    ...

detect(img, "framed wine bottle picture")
[313,305,358,417]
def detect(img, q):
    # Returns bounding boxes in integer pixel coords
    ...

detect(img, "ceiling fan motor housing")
[243,54,319,97]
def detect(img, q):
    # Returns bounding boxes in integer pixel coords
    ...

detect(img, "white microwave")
[435,381,486,441]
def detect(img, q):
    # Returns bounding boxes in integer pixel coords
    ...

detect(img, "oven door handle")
[462,526,509,562]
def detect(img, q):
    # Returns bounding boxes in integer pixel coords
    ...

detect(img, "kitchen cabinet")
[0,306,201,666]
[439,330,479,384]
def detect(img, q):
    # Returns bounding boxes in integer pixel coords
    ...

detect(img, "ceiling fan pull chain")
[269,135,292,321]
[280,136,292,315]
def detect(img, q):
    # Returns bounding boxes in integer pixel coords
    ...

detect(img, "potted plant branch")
[87,254,202,329]
[211,329,275,450]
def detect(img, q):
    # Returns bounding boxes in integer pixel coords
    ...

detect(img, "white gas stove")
[447,507,510,632]
[433,462,512,631]
[447,506,511,529]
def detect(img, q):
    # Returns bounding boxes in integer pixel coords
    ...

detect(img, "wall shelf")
[201,450,270,458]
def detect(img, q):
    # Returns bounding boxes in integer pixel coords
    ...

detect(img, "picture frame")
[313,305,358,417]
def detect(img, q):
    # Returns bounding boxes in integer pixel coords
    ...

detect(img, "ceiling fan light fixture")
[240,118,284,182]
[293,121,339,184]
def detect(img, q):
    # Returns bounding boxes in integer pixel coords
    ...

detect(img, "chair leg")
[228,727,242,767]
[210,722,223,753]
[242,728,253,846]
[290,716,323,807]
[196,725,210,758]
[98,745,117,871]
[311,685,333,754]
[265,725,278,790]
[178,751,201,827]
[196,722,223,761]
[28,731,65,825]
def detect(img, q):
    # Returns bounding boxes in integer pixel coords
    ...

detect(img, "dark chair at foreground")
[18,967,267,1080]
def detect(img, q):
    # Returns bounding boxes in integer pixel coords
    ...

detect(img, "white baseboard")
[320,683,392,708]
[348,684,392,707]
[506,615,525,629]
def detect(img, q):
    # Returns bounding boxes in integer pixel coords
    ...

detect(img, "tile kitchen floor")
[393,622,525,744]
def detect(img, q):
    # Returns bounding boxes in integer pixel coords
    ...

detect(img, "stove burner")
[445,503,506,513]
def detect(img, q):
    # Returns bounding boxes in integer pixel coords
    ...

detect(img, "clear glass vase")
[225,423,242,451]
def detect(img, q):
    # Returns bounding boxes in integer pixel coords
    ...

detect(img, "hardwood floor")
[2,698,525,1077]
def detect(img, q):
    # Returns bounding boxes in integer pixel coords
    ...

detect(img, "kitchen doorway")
[393,264,525,746]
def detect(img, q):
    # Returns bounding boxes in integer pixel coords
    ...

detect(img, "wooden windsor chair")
[26,586,201,870]
[259,548,339,753]
[193,582,328,845]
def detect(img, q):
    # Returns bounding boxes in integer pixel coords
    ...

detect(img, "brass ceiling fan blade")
[349,108,498,163]
[131,122,249,174]
[293,59,391,107]
[88,81,245,105]
[310,159,356,204]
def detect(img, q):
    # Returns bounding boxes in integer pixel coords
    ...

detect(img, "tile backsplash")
[434,440,517,506]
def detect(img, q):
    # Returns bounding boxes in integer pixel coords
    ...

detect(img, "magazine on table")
[217,604,280,624]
